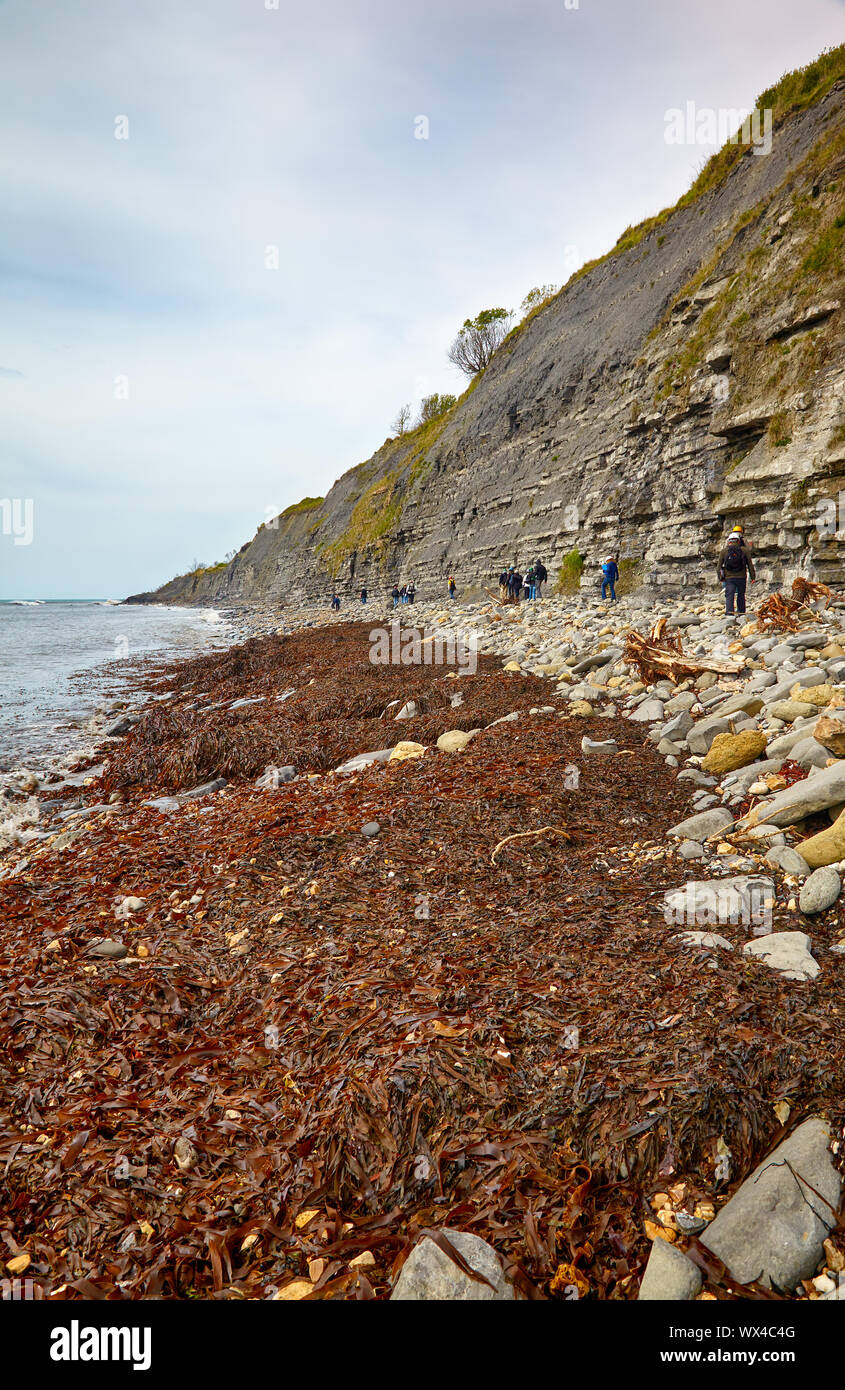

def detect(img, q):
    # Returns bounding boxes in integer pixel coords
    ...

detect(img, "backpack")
[723,539,746,574]
[601,560,615,578]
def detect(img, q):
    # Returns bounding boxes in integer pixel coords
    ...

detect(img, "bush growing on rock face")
[417,392,457,425]
[447,308,513,377]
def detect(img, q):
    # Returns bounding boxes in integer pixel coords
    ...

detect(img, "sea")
[0,600,232,773]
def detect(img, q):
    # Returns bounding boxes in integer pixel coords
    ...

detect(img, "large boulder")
[702,1119,840,1290]
[390,1230,514,1301]
[436,729,477,753]
[701,730,767,774]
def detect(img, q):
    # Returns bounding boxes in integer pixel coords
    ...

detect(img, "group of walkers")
[498,560,548,603]
[327,525,756,616]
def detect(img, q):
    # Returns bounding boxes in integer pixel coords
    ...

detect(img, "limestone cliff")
[128,55,845,609]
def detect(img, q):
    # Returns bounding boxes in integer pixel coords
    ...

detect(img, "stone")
[792,682,835,707]
[710,692,765,718]
[436,729,476,753]
[744,761,845,827]
[256,765,296,788]
[664,876,773,928]
[637,1237,702,1301]
[766,700,815,723]
[335,749,394,775]
[798,805,845,868]
[581,737,618,754]
[144,796,181,813]
[88,939,128,960]
[765,845,811,878]
[667,807,734,841]
[106,715,137,737]
[674,931,733,950]
[569,700,594,716]
[701,730,767,774]
[389,742,427,762]
[395,701,419,720]
[361,822,381,837]
[798,866,841,914]
[789,736,833,771]
[503,661,522,673]
[180,778,227,801]
[743,931,819,981]
[686,716,734,756]
[814,713,845,757]
[702,1118,839,1290]
[678,840,705,860]
[486,712,519,728]
[629,699,664,722]
[662,711,694,741]
[390,1229,514,1301]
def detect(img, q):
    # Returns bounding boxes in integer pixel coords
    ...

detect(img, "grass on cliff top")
[510,45,845,336]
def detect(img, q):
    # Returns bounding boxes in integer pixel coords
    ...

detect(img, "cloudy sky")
[1,0,843,599]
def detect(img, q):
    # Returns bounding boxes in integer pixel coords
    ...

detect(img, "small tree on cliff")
[447,307,513,377]
[392,403,412,436]
[417,392,457,425]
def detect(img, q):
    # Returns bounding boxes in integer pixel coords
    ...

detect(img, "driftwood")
[623,617,742,683]
[756,578,833,633]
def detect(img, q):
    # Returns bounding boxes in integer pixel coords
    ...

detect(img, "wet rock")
[798,866,841,914]
[638,1238,702,1301]
[179,778,228,801]
[390,1229,514,1301]
[702,1118,839,1290]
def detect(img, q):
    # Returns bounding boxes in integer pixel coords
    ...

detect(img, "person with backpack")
[509,568,523,603]
[534,559,548,597]
[718,528,755,615]
[392,583,400,609]
[600,555,619,601]
[448,575,457,600]
[525,566,537,600]
[407,580,416,604]
[330,592,341,612]
[498,567,509,601]
[360,587,367,604]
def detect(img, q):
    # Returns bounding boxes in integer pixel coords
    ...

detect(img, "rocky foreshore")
[1,588,844,1301]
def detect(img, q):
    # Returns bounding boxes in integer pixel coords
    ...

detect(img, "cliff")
[128,51,845,609]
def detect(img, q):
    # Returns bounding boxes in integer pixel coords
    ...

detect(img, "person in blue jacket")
[601,554,619,601]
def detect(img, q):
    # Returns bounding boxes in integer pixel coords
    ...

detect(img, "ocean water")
[0,601,231,772]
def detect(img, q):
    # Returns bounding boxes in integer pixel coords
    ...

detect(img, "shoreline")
[1,589,844,1298]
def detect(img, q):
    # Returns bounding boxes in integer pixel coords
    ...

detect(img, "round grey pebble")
[799,866,841,915]
[362,822,381,838]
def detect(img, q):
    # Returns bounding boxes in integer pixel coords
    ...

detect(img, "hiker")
[407,580,416,604]
[525,565,537,600]
[448,575,457,600]
[601,555,619,601]
[360,587,367,604]
[534,559,548,597]
[330,592,341,611]
[509,567,523,603]
[392,583,400,608]
[498,567,509,601]
[400,584,408,604]
[718,528,756,615]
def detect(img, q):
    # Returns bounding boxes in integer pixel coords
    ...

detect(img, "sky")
[1,0,843,599]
